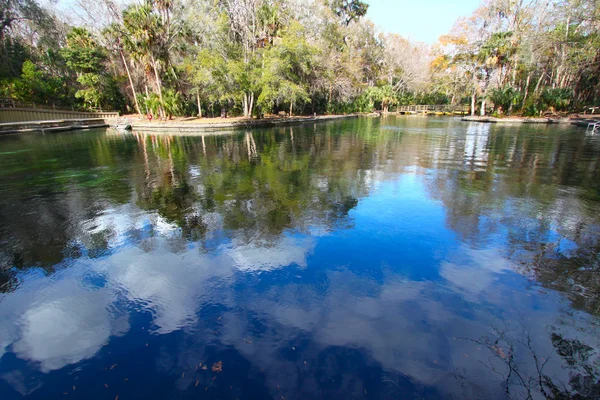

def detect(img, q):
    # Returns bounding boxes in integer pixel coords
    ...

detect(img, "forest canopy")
[0,0,599,118]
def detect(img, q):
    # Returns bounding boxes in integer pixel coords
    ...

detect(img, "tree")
[328,0,369,26]
[257,22,314,115]
[62,27,124,111]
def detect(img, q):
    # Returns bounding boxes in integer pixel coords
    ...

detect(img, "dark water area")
[0,116,599,399]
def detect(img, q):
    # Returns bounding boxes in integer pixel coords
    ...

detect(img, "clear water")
[0,116,599,399]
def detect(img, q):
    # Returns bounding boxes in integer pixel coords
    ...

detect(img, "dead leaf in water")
[212,361,223,373]
[104,384,109,388]
[182,372,185,378]
[110,364,117,370]
[492,346,507,359]
[195,380,199,387]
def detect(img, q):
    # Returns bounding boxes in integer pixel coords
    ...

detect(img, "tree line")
[1,0,599,118]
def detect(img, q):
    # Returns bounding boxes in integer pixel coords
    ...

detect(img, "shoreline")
[461,115,568,124]
[124,114,360,133]
[0,118,109,135]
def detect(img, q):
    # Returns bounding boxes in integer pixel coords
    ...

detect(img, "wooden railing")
[0,107,119,123]
[397,105,470,114]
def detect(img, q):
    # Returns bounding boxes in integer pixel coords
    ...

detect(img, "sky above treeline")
[52,0,482,45]
[366,0,481,44]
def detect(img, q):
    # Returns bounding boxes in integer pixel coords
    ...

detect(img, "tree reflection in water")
[0,117,599,398]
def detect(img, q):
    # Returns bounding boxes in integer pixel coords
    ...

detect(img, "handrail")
[397,105,470,113]
[0,98,115,113]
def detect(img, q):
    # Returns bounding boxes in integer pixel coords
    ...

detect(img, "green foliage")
[541,88,573,111]
[8,60,65,105]
[489,86,523,114]
[328,0,369,26]
[0,36,29,79]
[162,89,183,118]
[62,27,124,111]
[2,0,597,117]
[257,22,315,114]
[63,28,107,73]
[141,93,162,117]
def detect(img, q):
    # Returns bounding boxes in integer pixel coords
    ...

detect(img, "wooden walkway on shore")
[397,105,470,115]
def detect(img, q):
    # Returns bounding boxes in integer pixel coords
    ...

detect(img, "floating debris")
[182,372,185,378]
[104,384,109,388]
[212,361,223,373]
[217,316,222,321]
[124,378,128,382]
[110,364,117,370]
[115,395,119,400]
[195,380,199,387]
[72,386,76,391]
[292,347,295,351]
[202,365,208,371]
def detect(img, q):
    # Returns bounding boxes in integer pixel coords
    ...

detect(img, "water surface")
[1,116,599,399]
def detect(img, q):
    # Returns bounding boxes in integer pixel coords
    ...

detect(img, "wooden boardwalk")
[397,105,470,115]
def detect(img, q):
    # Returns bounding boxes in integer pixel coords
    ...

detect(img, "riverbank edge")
[126,114,361,133]
[0,118,109,135]
[461,115,571,124]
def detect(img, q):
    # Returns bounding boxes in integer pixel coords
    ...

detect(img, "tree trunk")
[522,72,532,109]
[470,91,477,116]
[120,50,142,116]
[150,54,165,119]
[196,92,202,118]
[480,99,486,116]
[242,94,248,118]
[534,72,545,95]
[289,101,293,117]
[511,57,518,87]
[249,92,254,118]
[144,85,151,117]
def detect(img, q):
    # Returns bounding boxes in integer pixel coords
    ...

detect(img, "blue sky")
[366,0,481,44]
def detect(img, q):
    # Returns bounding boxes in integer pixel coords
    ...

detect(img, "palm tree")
[122,3,166,118]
